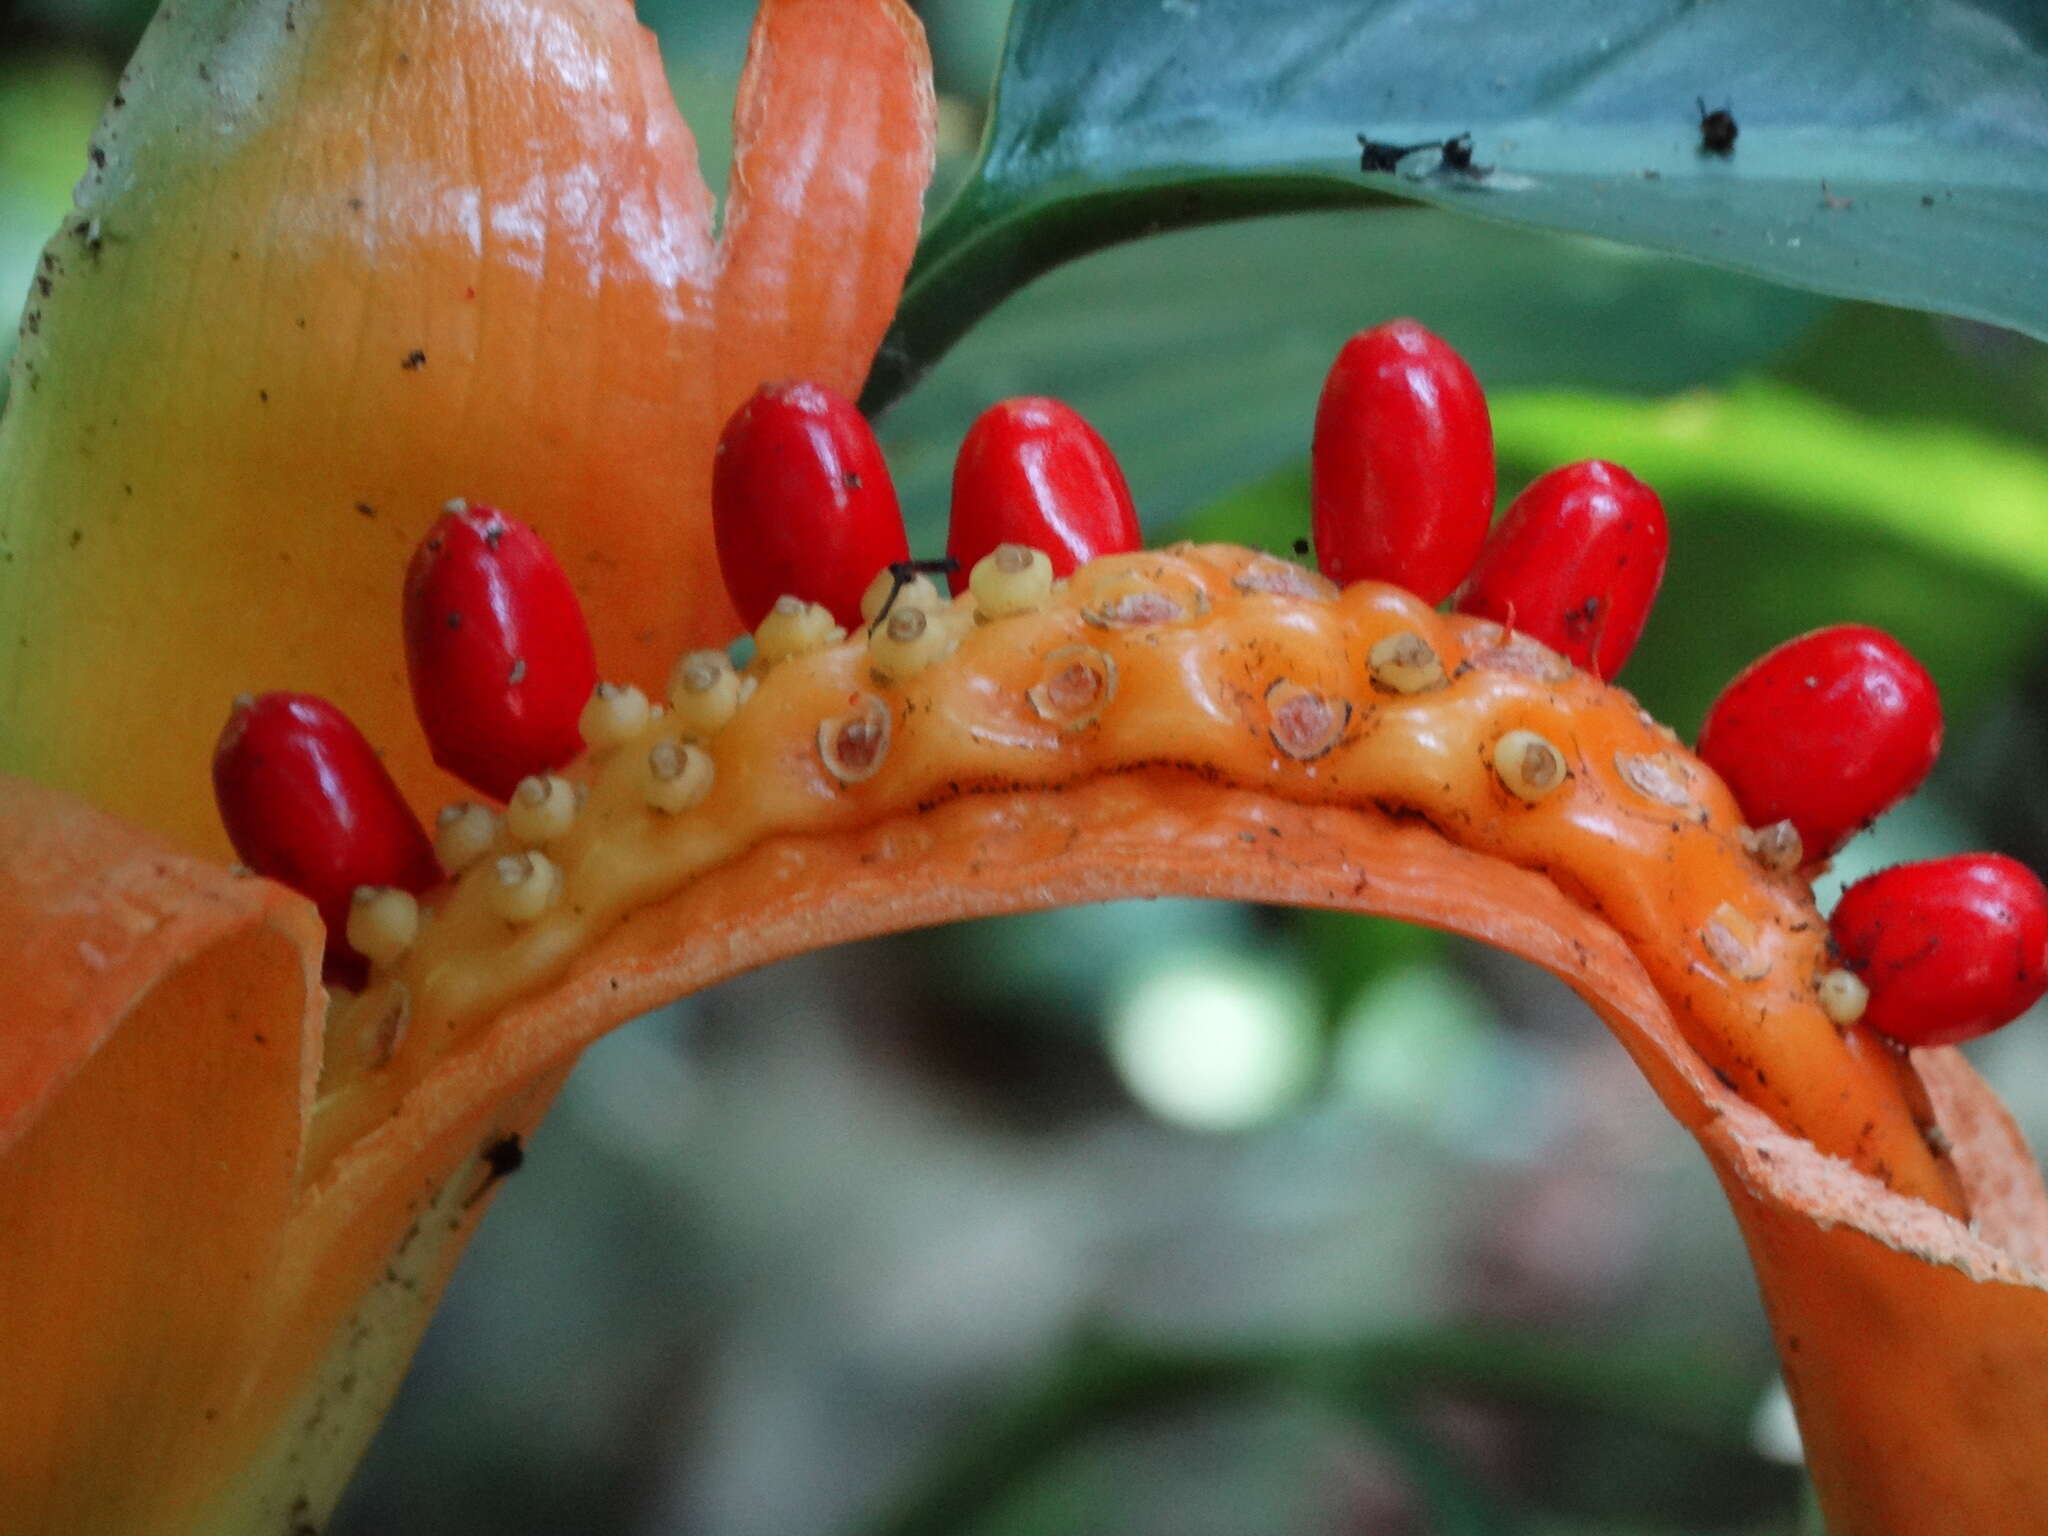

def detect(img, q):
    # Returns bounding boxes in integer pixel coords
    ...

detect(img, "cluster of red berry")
[212,321,2047,1050]
[1306,321,2044,1049]
[212,499,600,983]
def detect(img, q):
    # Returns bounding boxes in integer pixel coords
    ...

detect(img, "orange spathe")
[0,0,933,858]
[0,0,935,1525]
[0,777,321,1531]
[13,756,2045,1532]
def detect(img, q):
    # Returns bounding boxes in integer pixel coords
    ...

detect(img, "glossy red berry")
[945,396,1141,593]
[1453,459,1669,679]
[213,692,441,979]
[1696,625,1941,863]
[404,500,598,801]
[1310,319,1494,603]
[713,380,911,631]
[1830,854,2048,1047]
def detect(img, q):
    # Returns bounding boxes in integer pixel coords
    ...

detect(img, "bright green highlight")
[1493,381,2048,599]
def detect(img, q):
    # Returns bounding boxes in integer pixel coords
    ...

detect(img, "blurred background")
[5,1,2047,1531]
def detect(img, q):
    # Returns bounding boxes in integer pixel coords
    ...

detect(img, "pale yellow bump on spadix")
[668,649,743,737]
[435,801,498,873]
[489,851,560,924]
[859,567,942,627]
[1493,729,1567,802]
[505,773,577,846]
[1367,631,1447,694]
[346,886,419,967]
[643,740,714,814]
[868,605,957,682]
[580,681,651,751]
[756,595,843,663]
[970,543,1054,619]
[1818,967,1870,1025]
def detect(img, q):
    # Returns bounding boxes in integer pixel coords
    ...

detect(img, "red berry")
[1696,625,1941,863]
[404,500,598,801]
[1453,459,1669,679]
[213,692,441,980]
[945,396,1141,593]
[1830,854,2048,1047]
[1310,319,1494,602]
[712,380,910,630]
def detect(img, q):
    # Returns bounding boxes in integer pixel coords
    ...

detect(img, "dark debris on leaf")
[1697,98,1738,156]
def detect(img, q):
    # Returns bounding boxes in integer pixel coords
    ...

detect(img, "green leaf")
[1772,305,2048,453]
[1494,381,2048,597]
[867,0,2048,411]
[0,52,116,415]
[876,208,1820,537]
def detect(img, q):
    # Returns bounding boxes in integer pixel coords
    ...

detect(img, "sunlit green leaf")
[1497,381,2048,594]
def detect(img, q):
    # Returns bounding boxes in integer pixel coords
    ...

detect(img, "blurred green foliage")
[3,0,2044,1532]
[0,50,113,399]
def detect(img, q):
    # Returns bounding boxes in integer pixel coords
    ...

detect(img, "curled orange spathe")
[1,0,935,1527]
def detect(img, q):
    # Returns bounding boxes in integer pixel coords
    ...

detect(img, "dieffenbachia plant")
[3,1,2047,1532]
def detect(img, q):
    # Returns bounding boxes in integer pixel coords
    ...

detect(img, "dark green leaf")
[1772,304,2048,451]
[877,209,1820,537]
[868,0,2048,411]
